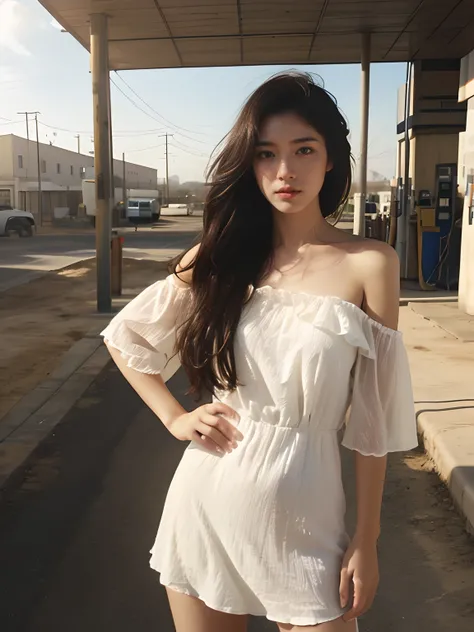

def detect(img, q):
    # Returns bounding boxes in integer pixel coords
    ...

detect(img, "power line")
[38,120,167,137]
[171,145,209,160]
[112,129,166,137]
[114,71,208,137]
[110,74,209,147]
[127,143,166,153]
[110,77,168,127]
[170,137,209,158]
[368,148,393,159]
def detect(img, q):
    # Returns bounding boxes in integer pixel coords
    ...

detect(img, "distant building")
[378,190,392,215]
[0,134,157,222]
[169,174,180,187]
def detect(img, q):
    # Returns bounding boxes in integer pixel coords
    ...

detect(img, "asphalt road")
[0,364,473,632]
[0,216,203,292]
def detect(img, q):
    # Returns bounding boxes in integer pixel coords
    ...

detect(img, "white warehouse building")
[0,134,157,222]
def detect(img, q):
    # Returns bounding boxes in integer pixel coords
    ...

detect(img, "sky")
[0,0,406,184]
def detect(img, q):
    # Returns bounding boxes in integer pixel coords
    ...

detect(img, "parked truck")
[81,180,160,226]
[81,179,125,226]
[0,204,35,237]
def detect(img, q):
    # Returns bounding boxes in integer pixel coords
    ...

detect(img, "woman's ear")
[326,160,334,173]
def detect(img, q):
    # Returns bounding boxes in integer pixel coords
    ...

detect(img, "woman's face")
[253,112,332,215]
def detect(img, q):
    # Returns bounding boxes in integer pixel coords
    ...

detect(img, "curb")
[0,333,112,495]
[417,410,474,536]
[405,302,474,535]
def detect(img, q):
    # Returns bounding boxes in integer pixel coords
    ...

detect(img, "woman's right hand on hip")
[167,402,243,455]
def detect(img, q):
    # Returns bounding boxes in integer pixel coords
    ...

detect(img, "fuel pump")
[416,163,460,290]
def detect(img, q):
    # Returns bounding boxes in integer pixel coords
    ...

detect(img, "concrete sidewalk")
[400,295,474,534]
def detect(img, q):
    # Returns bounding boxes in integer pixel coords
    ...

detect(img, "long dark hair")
[174,71,352,398]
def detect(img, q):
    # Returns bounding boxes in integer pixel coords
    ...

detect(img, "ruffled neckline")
[167,275,401,359]
[249,284,403,360]
[252,284,401,337]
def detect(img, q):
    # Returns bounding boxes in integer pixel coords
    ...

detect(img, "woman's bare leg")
[276,616,358,632]
[166,587,248,632]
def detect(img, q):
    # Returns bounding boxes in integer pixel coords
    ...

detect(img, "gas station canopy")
[40,0,474,70]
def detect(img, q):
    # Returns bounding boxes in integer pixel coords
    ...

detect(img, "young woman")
[101,72,418,632]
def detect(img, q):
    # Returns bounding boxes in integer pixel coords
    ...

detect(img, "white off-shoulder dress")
[101,274,418,626]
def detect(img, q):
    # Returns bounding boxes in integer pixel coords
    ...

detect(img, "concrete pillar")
[354,32,371,237]
[397,62,413,278]
[458,180,474,314]
[458,51,474,314]
[90,13,113,312]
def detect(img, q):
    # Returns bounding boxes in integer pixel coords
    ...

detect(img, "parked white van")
[126,198,160,223]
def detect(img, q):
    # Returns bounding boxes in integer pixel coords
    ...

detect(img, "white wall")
[458,52,474,314]
[84,160,157,189]
[458,96,474,314]
[1,134,158,210]
[0,135,14,179]
[114,158,157,189]
[10,135,94,190]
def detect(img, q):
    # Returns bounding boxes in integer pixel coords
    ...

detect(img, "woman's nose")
[276,159,295,180]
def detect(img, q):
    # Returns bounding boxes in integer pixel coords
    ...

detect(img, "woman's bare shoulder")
[173,243,201,286]
[349,238,400,329]
[333,226,398,266]
[348,235,399,270]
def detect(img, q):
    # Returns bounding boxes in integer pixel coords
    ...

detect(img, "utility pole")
[75,134,81,154]
[122,152,126,207]
[17,111,33,209]
[165,132,169,204]
[157,133,172,204]
[354,32,371,237]
[19,111,42,224]
[17,111,30,143]
[34,113,42,226]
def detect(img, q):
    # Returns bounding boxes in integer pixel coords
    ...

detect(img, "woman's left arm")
[340,241,401,622]
[340,453,386,621]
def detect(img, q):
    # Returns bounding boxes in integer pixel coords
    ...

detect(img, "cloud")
[0,0,31,56]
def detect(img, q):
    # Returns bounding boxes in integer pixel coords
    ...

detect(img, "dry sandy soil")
[0,258,168,421]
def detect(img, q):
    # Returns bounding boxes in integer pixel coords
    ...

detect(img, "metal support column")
[354,32,371,237]
[122,152,126,207]
[90,14,113,312]
[398,61,413,278]
[107,67,115,211]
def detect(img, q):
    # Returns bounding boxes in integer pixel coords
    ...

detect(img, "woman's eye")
[255,150,274,159]
[297,146,314,155]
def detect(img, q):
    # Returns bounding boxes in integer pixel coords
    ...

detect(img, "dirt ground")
[0,258,169,421]
[372,448,474,630]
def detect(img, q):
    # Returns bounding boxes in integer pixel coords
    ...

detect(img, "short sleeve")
[341,322,418,456]
[100,274,191,382]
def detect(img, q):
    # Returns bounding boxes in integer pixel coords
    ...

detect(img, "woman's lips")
[275,190,301,199]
